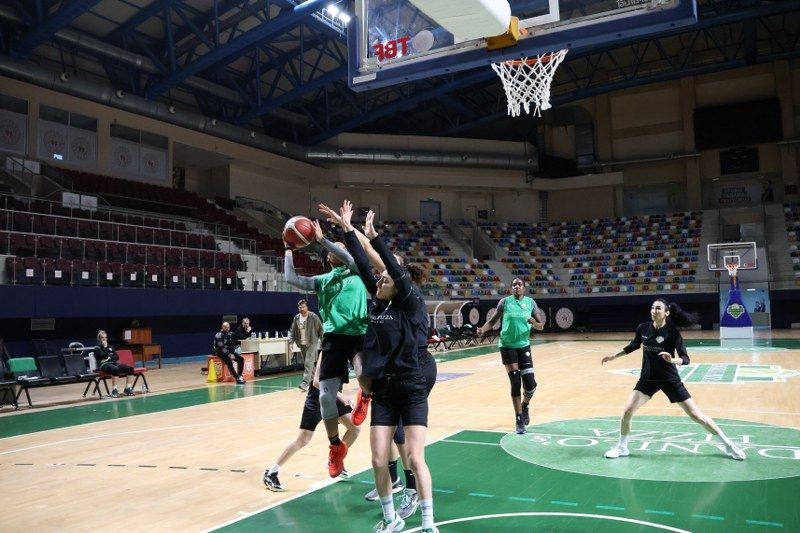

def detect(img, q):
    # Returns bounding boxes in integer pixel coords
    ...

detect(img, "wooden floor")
[1,331,799,531]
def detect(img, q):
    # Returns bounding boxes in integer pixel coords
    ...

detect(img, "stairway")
[695,209,720,291]
[764,203,794,289]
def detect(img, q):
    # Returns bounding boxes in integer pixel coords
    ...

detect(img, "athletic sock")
[268,463,280,475]
[521,401,529,409]
[380,495,396,522]
[404,469,416,491]
[421,499,434,529]
[619,435,629,448]
[388,460,398,484]
[329,435,342,446]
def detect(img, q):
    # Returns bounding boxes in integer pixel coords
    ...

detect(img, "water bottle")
[251,331,256,339]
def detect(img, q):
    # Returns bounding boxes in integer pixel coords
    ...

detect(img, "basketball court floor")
[1,331,798,531]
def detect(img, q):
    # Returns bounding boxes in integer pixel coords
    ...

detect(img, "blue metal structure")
[0,0,797,146]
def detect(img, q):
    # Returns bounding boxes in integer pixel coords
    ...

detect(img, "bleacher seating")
[380,220,502,298]
[481,211,703,294]
[785,204,800,286]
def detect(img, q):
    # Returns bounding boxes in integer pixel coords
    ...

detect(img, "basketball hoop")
[725,263,739,278]
[492,49,568,117]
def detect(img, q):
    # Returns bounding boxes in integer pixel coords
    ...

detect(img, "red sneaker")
[351,389,372,426]
[328,441,348,477]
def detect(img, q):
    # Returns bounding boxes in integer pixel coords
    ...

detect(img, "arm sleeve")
[371,235,419,313]
[623,325,643,354]
[675,332,690,365]
[284,253,316,291]
[321,238,357,272]
[344,230,377,295]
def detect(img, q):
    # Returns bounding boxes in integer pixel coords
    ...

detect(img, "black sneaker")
[236,377,245,385]
[521,404,530,426]
[515,415,526,435]
[263,471,284,492]
[123,387,135,396]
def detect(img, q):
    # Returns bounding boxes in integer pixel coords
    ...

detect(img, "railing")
[235,195,290,222]
[0,191,236,239]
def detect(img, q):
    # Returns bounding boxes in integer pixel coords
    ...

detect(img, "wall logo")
[611,364,800,383]
[727,303,745,319]
[142,153,159,174]
[42,129,65,155]
[501,416,800,482]
[70,137,91,161]
[113,145,132,168]
[0,119,21,146]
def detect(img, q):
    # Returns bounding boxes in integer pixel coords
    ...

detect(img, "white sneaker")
[604,444,630,459]
[397,489,419,519]
[724,442,746,461]
[374,514,405,532]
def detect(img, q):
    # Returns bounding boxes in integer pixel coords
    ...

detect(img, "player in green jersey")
[285,220,368,477]
[478,278,545,434]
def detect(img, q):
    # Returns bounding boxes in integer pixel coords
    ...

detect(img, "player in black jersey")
[320,202,437,520]
[601,299,746,461]
[336,204,438,533]
[262,356,360,491]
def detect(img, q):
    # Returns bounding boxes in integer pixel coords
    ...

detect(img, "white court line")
[0,415,297,456]
[403,512,691,533]
[441,439,501,446]
[0,380,303,443]
[203,428,463,532]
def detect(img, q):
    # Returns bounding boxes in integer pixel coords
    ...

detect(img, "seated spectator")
[213,321,245,384]
[93,330,134,397]
[233,317,253,353]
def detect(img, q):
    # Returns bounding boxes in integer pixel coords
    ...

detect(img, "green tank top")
[499,295,537,349]
[314,265,368,336]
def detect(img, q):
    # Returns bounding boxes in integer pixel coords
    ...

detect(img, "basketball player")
[320,201,437,520]
[338,206,438,533]
[601,299,746,461]
[263,356,360,491]
[284,221,368,477]
[477,278,545,434]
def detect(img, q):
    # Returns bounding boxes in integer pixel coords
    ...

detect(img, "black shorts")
[371,373,428,427]
[634,379,691,404]
[420,350,438,394]
[393,352,436,445]
[319,333,364,383]
[500,346,533,367]
[299,388,352,431]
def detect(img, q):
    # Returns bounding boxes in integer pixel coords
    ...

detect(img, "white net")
[492,49,568,117]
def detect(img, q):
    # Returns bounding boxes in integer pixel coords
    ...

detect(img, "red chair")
[118,349,148,390]
[97,349,149,394]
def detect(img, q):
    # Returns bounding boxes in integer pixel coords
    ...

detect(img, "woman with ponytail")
[601,299,746,461]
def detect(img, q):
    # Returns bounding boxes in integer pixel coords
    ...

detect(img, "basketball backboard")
[349,0,698,91]
[707,242,758,271]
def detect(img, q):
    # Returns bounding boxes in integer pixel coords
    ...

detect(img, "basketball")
[283,216,315,249]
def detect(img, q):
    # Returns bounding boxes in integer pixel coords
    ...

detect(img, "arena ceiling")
[0,0,798,146]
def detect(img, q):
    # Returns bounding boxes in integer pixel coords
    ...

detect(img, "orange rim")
[503,51,564,66]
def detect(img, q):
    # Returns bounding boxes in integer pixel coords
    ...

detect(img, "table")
[240,337,291,369]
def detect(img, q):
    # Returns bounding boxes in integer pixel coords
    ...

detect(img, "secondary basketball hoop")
[491,48,568,117]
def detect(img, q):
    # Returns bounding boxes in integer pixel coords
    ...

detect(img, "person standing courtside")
[213,322,245,384]
[289,299,323,392]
